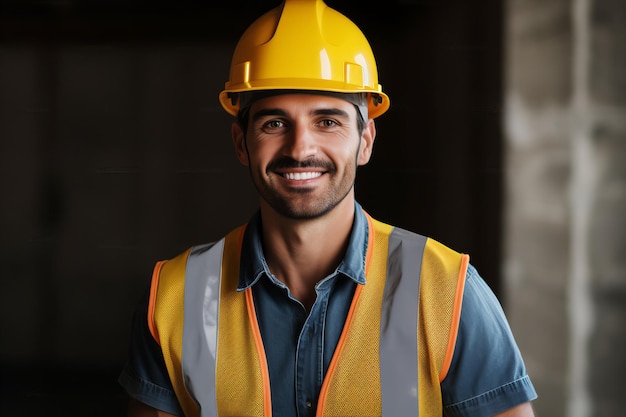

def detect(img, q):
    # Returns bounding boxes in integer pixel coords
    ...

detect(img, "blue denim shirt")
[119,202,537,416]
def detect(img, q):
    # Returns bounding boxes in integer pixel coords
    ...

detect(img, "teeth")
[283,172,322,180]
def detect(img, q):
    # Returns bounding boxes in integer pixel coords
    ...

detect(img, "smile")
[282,172,323,180]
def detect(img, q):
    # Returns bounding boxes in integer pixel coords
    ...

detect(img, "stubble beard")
[251,158,357,220]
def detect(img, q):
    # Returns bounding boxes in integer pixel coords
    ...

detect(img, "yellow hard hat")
[219,0,390,119]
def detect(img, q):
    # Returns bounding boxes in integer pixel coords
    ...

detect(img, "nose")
[284,124,318,161]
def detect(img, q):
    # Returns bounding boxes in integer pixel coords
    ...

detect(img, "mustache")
[266,157,335,172]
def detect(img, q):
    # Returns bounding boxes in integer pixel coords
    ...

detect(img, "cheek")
[324,143,360,170]
[246,143,275,171]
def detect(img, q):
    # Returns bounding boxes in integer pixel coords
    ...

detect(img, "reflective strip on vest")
[380,228,426,416]
[182,241,225,417]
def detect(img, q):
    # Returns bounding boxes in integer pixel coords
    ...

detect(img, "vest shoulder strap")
[147,247,200,416]
[419,238,469,415]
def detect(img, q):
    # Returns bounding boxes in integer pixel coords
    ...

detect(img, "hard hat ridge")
[219,0,390,119]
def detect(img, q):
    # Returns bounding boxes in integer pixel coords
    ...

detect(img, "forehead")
[249,93,357,118]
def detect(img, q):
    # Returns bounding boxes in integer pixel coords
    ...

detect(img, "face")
[232,93,376,220]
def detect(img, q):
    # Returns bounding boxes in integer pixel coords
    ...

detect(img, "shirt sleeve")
[118,286,184,416]
[441,264,537,417]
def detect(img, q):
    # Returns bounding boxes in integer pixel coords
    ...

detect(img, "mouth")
[267,158,333,182]
[281,171,324,180]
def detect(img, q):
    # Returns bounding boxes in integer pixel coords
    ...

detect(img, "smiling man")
[119,1,538,416]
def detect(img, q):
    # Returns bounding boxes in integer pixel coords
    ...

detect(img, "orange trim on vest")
[148,260,166,345]
[440,254,470,382]
[317,213,392,417]
[245,287,273,417]
[316,283,364,416]
[316,212,379,416]
[215,225,269,416]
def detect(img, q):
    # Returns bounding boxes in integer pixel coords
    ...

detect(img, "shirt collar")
[238,202,369,291]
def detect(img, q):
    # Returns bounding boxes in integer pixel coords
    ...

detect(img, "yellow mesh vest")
[150,217,467,417]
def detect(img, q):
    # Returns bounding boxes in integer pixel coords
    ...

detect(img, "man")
[119,0,538,416]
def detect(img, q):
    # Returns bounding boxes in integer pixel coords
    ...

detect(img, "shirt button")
[306,400,313,408]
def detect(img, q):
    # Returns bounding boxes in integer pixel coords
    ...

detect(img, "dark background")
[0,0,502,415]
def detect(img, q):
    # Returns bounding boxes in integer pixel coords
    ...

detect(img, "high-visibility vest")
[148,212,469,417]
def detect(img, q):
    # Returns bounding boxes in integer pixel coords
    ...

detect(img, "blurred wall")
[1,0,504,415]
[504,0,626,416]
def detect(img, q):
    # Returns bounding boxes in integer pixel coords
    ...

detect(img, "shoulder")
[441,264,538,415]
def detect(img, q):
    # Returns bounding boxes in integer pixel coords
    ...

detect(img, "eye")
[318,119,339,128]
[262,119,286,132]
[261,119,287,133]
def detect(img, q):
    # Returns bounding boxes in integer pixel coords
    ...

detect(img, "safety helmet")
[219,0,390,119]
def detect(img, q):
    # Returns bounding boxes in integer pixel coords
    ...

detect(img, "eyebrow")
[251,107,351,123]
[313,108,350,118]
[251,108,288,122]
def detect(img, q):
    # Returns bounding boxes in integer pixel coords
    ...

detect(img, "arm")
[127,398,178,417]
[494,402,535,417]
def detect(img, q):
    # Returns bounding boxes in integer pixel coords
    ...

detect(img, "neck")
[259,196,356,310]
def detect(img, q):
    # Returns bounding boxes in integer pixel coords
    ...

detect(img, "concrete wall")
[504,0,626,416]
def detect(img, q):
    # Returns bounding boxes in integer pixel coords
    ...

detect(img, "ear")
[357,119,376,166]
[231,122,249,166]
